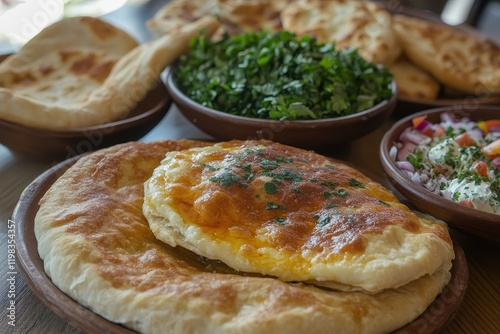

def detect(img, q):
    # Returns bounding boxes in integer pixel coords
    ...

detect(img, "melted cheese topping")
[144,140,453,292]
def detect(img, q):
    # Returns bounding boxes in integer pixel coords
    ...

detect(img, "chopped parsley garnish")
[175,30,393,120]
[335,189,349,197]
[377,200,391,207]
[274,217,286,225]
[408,151,424,169]
[321,181,338,189]
[349,178,365,188]
[197,162,218,171]
[264,182,278,194]
[316,214,332,227]
[266,202,286,210]
[209,170,244,188]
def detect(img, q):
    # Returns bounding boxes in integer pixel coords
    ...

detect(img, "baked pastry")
[389,56,441,99]
[280,0,401,64]
[35,140,453,334]
[0,16,219,130]
[144,140,453,293]
[393,14,500,95]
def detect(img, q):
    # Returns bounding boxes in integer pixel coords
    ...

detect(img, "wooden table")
[1,1,499,333]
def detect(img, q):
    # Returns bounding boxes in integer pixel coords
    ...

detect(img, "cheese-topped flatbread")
[280,0,401,64]
[392,15,500,95]
[0,16,219,130]
[36,140,452,334]
[144,140,453,293]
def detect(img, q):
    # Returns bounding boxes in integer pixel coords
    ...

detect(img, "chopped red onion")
[396,161,415,172]
[492,157,500,169]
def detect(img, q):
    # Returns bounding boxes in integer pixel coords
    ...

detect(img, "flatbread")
[147,0,218,37]
[217,0,292,35]
[36,140,452,334]
[148,0,291,37]
[392,15,500,95]
[144,140,453,293]
[389,56,441,99]
[280,0,401,64]
[0,16,219,130]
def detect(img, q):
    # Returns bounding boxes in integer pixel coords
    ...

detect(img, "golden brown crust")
[393,15,500,94]
[389,56,441,99]
[35,140,452,334]
[147,0,219,37]
[280,0,401,64]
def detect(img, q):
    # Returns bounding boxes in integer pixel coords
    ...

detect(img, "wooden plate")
[14,155,468,334]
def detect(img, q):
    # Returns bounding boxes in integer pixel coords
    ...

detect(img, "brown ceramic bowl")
[0,54,171,161]
[166,68,397,149]
[380,106,500,244]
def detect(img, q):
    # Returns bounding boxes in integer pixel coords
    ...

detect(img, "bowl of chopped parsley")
[166,30,397,148]
[380,105,500,244]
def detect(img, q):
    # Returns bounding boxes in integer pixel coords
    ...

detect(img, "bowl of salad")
[167,30,397,149]
[380,106,500,244]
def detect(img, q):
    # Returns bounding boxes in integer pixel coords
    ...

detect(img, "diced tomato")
[482,138,500,158]
[454,132,475,147]
[472,161,489,177]
[434,124,446,137]
[434,165,447,175]
[459,200,475,208]
[485,120,500,131]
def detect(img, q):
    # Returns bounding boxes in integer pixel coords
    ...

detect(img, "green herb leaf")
[264,182,277,194]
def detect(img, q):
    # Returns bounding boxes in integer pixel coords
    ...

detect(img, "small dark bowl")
[380,106,500,244]
[166,68,397,149]
[0,55,171,161]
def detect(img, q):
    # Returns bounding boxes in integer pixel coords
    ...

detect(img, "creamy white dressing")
[445,179,497,214]
[427,138,459,173]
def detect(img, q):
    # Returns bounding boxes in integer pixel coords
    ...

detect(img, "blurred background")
[0,0,499,54]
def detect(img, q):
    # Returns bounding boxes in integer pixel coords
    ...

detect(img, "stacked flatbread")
[0,15,219,130]
[392,14,500,96]
[148,0,500,100]
[36,139,455,334]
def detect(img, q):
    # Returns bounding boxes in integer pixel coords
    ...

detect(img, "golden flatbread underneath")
[147,0,218,37]
[280,0,401,64]
[393,14,500,95]
[35,140,452,334]
[389,56,441,99]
